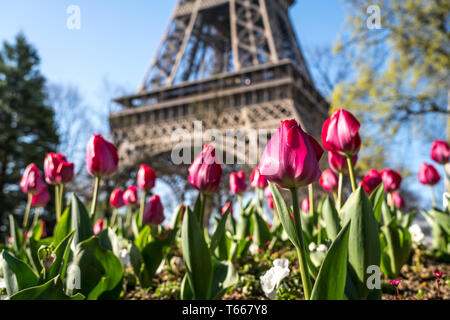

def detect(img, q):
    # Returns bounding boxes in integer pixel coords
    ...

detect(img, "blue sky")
[0,0,445,209]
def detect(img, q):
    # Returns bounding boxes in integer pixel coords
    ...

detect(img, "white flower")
[260,258,290,299]
[409,224,424,244]
[443,193,450,212]
[249,243,259,255]
[119,248,130,266]
[308,242,317,251]
[317,244,328,252]
[169,256,184,273]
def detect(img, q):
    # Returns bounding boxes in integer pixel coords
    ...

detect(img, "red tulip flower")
[109,188,125,208]
[319,169,338,192]
[360,169,382,195]
[380,169,402,192]
[85,134,119,177]
[20,163,45,195]
[93,219,104,235]
[418,163,440,186]
[137,164,157,191]
[268,198,274,210]
[258,119,323,189]
[328,151,357,174]
[431,140,450,165]
[44,153,74,184]
[31,185,50,207]
[391,191,405,209]
[229,170,247,195]
[143,195,165,225]
[123,185,139,206]
[221,202,233,215]
[250,168,268,189]
[301,198,310,213]
[188,144,222,194]
[321,109,361,157]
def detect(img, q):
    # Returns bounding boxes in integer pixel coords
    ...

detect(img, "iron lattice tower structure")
[109,0,329,200]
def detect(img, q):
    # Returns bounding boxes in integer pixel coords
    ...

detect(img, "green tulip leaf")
[210,259,238,300]
[369,183,384,223]
[1,250,39,296]
[8,215,23,252]
[311,222,350,300]
[210,207,230,254]
[46,231,74,281]
[9,276,84,300]
[70,193,94,248]
[181,207,212,300]
[53,207,72,246]
[322,196,341,241]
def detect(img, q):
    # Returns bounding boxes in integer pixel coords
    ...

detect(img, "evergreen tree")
[0,33,59,230]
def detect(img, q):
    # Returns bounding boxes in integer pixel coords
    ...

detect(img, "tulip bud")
[31,185,50,208]
[188,144,222,194]
[137,164,157,191]
[229,170,247,195]
[321,109,361,157]
[250,168,268,189]
[20,163,45,195]
[319,169,338,192]
[109,188,125,208]
[431,140,450,165]
[221,202,232,215]
[258,119,322,189]
[93,219,104,235]
[85,134,119,177]
[390,191,405,209]
[328,151,357,174]
[360,169,382,195]
[44,153,74,184]
[143,195,165,225]
[301,198,309,213]
[418,163,440,186]
[380,169,402,192]
[123,185,138,207]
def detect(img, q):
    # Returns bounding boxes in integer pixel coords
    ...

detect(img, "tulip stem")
[125,206,133,229]
[290,188,312,300]
[23,193,32,229]
[200,193,207,229]
[430,186,436,208]
[90,176,100,218]
[346,156,357,192]
[238,195,243,213]
[59,184,64,218]
[308,184,314,217]
[55,184,60,222]
[139,190,147,227]
[337,173,343,212]
[32,207,41,227]
[111,208,117,227]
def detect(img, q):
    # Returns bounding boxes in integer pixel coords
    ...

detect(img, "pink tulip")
[250,168,268,189]
[389,279,402,286]
[143,195,165,225]
[20,163,45,195]
[44,153,74,184]
[328,151,357,174]
[418,163,440,186]
[258,119,323,189]
[93,219,104,235]
[123,185,139,206]
[85,134,119,177]
[360,169,382,195]
[264,186,273,199]
[301,198,309,213]
[221,202,233,215]
[137,164,157,191]
[431,140,450,165]
[31,185,50,207]
[319,169,338,192]
[188,144,222,194]
[268,198,274,210]
[229,170,247,195]
[109,188,125,208]
[380,169,402,192]
[390,191,405,209]
[321,109,361,157]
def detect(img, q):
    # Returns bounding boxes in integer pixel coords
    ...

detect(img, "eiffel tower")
[109,0,329,200]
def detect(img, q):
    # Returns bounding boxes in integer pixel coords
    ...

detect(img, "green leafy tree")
[332,0,449,139]
[0,33,59,231]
